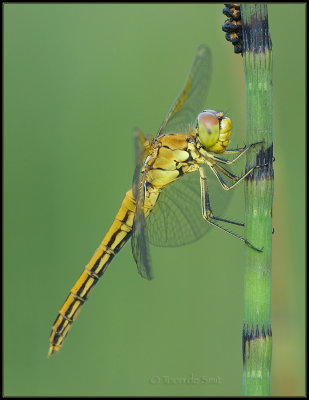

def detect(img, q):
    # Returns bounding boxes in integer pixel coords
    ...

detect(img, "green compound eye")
[197,110,220,149]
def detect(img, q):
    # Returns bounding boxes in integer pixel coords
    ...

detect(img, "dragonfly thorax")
[196,110,232,154]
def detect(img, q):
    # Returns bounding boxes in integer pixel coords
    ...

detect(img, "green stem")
[241,4,274,396]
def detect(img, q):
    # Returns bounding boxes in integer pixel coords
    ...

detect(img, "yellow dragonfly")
[48,44,263,357]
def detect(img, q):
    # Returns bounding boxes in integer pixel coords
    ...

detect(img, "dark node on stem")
[241,5,272,54]
[242,323,272,364]
[247,143,274,181]
[222,4,243,55]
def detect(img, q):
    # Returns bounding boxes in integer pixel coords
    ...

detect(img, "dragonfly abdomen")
[48,190,136,357]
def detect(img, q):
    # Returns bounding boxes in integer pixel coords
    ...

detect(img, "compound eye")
[197,111,220,149]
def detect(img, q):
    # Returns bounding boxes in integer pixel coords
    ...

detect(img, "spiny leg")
[208,141,264,165]
[213,163,239,181]
[199,167,261,251]
[199,167,243,227]
[210,163,261,191]
[223,141,264,155]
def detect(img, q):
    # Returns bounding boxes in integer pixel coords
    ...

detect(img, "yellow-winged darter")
[49,45,263,357]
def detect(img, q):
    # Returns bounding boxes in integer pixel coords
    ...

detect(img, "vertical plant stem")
[241,4,274,396]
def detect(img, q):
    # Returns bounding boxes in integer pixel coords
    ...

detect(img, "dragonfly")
[48,44,263,357]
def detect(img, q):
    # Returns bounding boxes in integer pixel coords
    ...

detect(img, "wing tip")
[139,270,153,281]
[197,43,209,54]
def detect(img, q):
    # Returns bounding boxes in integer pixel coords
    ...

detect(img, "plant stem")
[241,4,274,396]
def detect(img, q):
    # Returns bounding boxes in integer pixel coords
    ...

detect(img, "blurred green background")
[4,4,305,396]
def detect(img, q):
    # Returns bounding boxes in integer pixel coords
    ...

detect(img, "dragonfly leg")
[201,166,243,226]
[209,163,261,191]
[200,167,244,226]
[208,141,264,165]
[213,163,239,181]
[199,167,262,251]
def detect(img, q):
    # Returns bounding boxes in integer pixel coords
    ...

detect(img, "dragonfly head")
[196,110,232,154]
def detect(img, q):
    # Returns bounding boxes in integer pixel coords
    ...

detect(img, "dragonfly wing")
[132,128,145,199]
[132,131,152,280]
[146,165,238,247]
[131,167,152,280]
[157,44,212,137]
[133,128,153,167]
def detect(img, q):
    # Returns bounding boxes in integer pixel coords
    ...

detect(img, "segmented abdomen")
[48,189,136,357]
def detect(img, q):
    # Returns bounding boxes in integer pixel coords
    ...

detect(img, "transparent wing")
[156,44,212,137]
[131,175,152,280]
[131,129,152,280]
[146,164,240,247]
[133,127,153,171]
